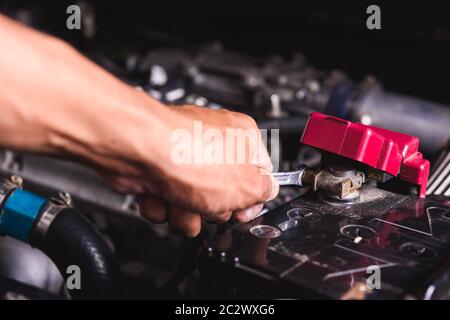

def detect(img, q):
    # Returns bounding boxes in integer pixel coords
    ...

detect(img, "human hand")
[0,15,279,237]
[101,104,279,237]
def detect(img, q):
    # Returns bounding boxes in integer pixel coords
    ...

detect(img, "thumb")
[241,166,279,204]
[259,168,279,202]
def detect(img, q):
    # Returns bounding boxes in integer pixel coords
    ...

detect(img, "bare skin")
[0,15,279,237]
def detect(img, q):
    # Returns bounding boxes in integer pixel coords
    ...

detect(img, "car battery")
[199,113,450,299]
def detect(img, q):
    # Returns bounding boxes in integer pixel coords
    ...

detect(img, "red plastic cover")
[300,112,430,198]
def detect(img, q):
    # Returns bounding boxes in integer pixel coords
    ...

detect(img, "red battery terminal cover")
[300,112,430,198]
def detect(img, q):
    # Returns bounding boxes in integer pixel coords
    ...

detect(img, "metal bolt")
[194,96,208,107]
[296,89,307,100]
[51,191,72,207]
[354,236,363,244]
[307,80,320,93]
[269,94,284,118]
[360,114,372,125]
[59,192,72,206]
[10,175,23,187]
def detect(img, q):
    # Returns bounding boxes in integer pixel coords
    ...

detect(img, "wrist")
[45,83,174,173]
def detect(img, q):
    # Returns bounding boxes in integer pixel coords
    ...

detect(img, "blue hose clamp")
[0,189,47,242]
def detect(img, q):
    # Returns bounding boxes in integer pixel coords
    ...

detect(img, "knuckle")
[226,111,257,128]
[245,171,271,203]
[261,176,273,201]
[197,198,217,215]
[239,113,258,128]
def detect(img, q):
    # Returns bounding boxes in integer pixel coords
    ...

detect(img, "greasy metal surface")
[202,186,450,299]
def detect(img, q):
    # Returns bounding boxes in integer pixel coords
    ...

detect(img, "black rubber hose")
[31,208,122,299]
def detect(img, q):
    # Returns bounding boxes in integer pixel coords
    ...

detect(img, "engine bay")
[0,1,449,301]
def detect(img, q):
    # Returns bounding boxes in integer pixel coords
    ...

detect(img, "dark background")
[2,1,450,104]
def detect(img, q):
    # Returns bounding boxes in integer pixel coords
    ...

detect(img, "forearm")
[0,15,277,232]
[0,15,171,168]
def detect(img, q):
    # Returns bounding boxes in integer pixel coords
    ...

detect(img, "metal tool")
[273,164,365,201]
[272,166,307,187]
